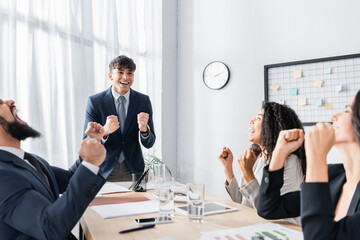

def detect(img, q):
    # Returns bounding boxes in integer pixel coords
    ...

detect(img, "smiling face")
[108,68,134,95]
[331,99,357,144]
[248,109,264,145]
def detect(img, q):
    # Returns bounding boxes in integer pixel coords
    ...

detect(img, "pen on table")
[119,224,155,234]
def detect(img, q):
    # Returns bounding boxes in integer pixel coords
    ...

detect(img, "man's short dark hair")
[109,55,136,72]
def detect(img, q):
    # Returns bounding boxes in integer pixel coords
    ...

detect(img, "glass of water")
[159,177,175,217]
[153,164,166,196]
[187,183,205,223]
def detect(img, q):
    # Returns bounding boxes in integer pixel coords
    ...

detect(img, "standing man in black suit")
[79,55,156,181]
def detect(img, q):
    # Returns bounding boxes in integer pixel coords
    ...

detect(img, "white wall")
[162,0,178,178]
[176,0,360,198]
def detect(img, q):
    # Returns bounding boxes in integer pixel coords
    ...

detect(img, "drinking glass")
[153,164,166,196]
[187,183,205,222]
[159,177,175,217]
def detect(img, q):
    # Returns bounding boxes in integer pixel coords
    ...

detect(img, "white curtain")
[0,0,162,168]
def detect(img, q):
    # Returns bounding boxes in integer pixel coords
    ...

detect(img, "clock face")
[203,61,230,90]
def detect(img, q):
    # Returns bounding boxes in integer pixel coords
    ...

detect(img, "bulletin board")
[264,53,360,126]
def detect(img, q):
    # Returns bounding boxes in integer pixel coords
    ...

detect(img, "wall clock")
[202,61,230,90]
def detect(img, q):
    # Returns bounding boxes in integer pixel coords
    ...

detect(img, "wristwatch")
[140,125,150,136]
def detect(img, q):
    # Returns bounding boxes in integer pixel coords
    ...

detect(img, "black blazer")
[301,173,360,240]
[0,150,105,239]
[257,164,345,219]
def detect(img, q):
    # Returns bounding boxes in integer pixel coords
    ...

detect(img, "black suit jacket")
[72,87,156,178]
[257,164,345,219]
[301,173,360,240]
[0,150,105,239]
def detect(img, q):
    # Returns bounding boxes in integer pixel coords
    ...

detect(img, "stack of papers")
[201,222,303,240]
[96,182,131,195]
[91,181,186,219]
[90,193,150,207]
[91,200,159,219]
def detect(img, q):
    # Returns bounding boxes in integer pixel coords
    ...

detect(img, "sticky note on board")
[277,100,286,104]
[298,98,307,106]
[313,80,323,88]
[271,83,280,91]
[314,99,322,107]
[325,103,333,110]
[336,84,344,92]
[294,71,302,78]
[324,67,332,74]
[290,88,298,95]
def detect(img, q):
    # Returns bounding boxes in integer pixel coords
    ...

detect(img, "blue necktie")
[118,96,126,132]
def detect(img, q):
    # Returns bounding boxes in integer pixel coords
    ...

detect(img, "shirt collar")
[111,86,130,103]
[0,146,25,159]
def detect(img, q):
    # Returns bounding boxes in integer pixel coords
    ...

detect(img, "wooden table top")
[80,189,301,240]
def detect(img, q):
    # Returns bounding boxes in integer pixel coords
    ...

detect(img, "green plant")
[143,154,172,176]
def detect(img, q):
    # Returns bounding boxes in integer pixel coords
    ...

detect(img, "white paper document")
[91,200,159,219]
[96,182,132,195]
[201,222,303,240]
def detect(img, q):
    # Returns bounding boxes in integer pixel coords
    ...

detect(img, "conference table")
[80,184,302,240]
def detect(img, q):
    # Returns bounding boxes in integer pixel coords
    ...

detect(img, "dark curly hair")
[250,102,306,175]
[352,90,360,144]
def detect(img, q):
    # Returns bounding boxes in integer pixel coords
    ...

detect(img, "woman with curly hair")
[217,102,306,224]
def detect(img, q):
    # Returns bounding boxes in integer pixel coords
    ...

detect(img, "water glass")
[159,177,174,217]
[187,183,205,222]
[153,164,166,196]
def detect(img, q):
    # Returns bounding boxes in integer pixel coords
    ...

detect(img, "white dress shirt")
[0,146,99,175]
[111,87,149,140]
[111,86,130,117]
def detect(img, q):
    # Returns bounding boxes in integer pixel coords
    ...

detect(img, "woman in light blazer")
[218,102,306,224]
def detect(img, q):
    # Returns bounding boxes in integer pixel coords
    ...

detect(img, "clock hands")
[214,70,225,77]
[204,70,225,77]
